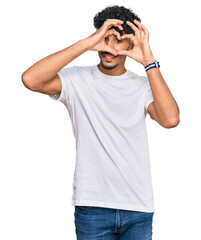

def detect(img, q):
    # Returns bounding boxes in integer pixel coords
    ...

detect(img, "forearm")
[146,67,180,125]
[22,38,88,85]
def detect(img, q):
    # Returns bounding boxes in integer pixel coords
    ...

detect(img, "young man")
[22,5,180,240]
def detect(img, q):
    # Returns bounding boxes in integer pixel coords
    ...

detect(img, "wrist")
[142,57,157,67]
[79,38,91,52]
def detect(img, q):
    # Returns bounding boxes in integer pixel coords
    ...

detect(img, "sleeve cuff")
[48,70,67,106]
[145,97,154,110]
[144,79,154,111]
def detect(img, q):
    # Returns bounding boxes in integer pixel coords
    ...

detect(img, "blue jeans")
[74,206,154,240]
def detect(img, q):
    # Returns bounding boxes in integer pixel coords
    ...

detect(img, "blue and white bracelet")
[145,61,160,71]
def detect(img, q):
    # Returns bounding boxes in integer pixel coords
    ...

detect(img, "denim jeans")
[74,206,154,240]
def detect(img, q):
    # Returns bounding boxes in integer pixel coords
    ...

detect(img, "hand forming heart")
[86,19,124,56]
[117,19,156,67]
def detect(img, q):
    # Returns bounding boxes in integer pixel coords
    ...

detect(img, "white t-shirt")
[49,65,155,212]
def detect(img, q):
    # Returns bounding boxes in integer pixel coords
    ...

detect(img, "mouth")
[101,52,117,61]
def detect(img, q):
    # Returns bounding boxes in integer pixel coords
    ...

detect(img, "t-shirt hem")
[71,199,155,213]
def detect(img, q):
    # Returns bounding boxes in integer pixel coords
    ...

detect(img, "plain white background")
[0,0,201,239]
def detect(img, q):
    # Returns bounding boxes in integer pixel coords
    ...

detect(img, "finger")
[103,23,124,32]
[104,46,118,56]
[117,49,131,57]
[133,19,142,30]
[121,34,135,43]
[105,19,124,28]
[106,19,124,25]
[126,20,140,37]
[141,23,149,35]
[107,23,124,31]
[116,24,124,31]
[104,19,124,31]
[106,29,121,40]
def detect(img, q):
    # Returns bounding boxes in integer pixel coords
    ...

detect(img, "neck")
[97,62,127,76]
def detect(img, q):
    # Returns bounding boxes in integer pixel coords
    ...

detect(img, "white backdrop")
[1,0,201,239]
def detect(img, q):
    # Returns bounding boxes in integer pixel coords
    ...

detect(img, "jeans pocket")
[75,206,93,210]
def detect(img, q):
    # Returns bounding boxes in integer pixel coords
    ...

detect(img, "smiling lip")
[102,53,117,61]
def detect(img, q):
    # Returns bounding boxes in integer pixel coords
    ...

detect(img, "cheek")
[115,42,129,51]
[118,55,126,60]
[98,52,102,59]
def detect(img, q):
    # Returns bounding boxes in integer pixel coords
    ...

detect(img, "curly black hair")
[93,5,141,36]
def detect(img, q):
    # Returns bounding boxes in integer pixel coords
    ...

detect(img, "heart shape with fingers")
[116,19,155,66]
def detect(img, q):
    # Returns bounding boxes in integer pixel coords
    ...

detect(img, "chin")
[101,60,119,70]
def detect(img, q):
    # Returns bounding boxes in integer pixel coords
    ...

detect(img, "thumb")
[117,50,130,56]
[104,46,118,56]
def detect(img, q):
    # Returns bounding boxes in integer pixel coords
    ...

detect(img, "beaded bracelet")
[145,61,160,71]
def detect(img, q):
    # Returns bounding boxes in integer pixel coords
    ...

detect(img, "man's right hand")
[22,19,124,96]
[85,19,124,56]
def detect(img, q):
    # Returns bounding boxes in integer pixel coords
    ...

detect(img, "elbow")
[21,71,36,91]
[162,116,180,129]
[21,71,31,89]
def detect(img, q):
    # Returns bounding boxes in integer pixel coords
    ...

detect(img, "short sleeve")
[48,66,76,107]
[144,79,154,111]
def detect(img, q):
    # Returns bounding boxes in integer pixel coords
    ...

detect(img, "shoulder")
[127,69,146,81]
[127,70,148,87]
[137,75,150,89]
[138,74,148,82]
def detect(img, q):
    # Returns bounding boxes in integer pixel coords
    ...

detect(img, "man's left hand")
[117,19,156,67]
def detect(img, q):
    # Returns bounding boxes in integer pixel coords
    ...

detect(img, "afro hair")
[93,5,141,36]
